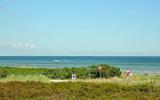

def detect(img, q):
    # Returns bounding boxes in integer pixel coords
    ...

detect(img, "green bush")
[0,67,8,78]
[43,64,121,79]
[0,65,121,79]
[89,64,121,78]
[43,67,89,79]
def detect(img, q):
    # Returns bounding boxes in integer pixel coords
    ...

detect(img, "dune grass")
[0,81,159,100]
[0,66,160,99]
[0,76,159,99]
[0,75,50,83]
[0,73,160,87]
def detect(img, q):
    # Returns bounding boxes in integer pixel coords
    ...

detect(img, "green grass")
[0,66,160,99]
[0,73,160,88]
[0,81,159,100]
[2,67,49,75]
[0,75,50,83]
[0,67,160,86]
[0,64,122,79]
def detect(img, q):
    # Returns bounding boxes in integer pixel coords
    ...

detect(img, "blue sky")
[0,0,160,56]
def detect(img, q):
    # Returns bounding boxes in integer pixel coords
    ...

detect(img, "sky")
[0,0,160,56]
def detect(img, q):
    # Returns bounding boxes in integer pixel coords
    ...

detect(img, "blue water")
[0,56,160,73]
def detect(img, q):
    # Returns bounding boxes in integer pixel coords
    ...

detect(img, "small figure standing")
[98,65,103,78]
[125,69,132,79]
[72,74,76,80]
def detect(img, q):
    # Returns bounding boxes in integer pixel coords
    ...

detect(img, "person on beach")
[72,74,76,80]
[125,69,132,79]
[98,65,103,78]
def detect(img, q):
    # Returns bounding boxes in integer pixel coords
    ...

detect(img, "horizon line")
[0,55,160,57]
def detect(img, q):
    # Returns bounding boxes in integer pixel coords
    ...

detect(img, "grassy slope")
[0,75,50,83]
[0,81,159,100]
[0,74,160,100]
[1,72,160,86]
[0,67,160,99]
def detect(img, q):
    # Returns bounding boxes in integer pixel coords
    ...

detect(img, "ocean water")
[0,56,160,73]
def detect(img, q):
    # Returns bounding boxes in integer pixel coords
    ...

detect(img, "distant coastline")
[0,56,160,73]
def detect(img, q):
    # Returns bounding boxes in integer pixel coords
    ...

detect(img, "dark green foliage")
[43,64,121,79]
[0,81,159,100]
[43,67,89,79]
[0,64,121,79]
[89,64,121,78]
[0,67,8,78]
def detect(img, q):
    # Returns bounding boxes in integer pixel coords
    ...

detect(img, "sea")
[0,56,160,73]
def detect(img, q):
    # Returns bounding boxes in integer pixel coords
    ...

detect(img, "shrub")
[89,64,121,78]
[43,64,121,79]
[0,67,8,78]
[43,67,89,79]
[0,65,121,79]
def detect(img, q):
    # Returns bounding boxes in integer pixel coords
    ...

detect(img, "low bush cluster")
[0,64,121,79]
[89,64,121,78]
[43,64,121,79]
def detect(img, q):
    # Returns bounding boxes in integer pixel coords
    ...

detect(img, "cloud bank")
[0,41,36,49]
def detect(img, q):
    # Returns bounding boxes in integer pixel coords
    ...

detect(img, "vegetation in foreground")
[0,81,159,100]
[0,65,160,100]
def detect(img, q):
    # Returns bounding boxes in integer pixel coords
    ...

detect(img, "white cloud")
[0,41,36,49]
